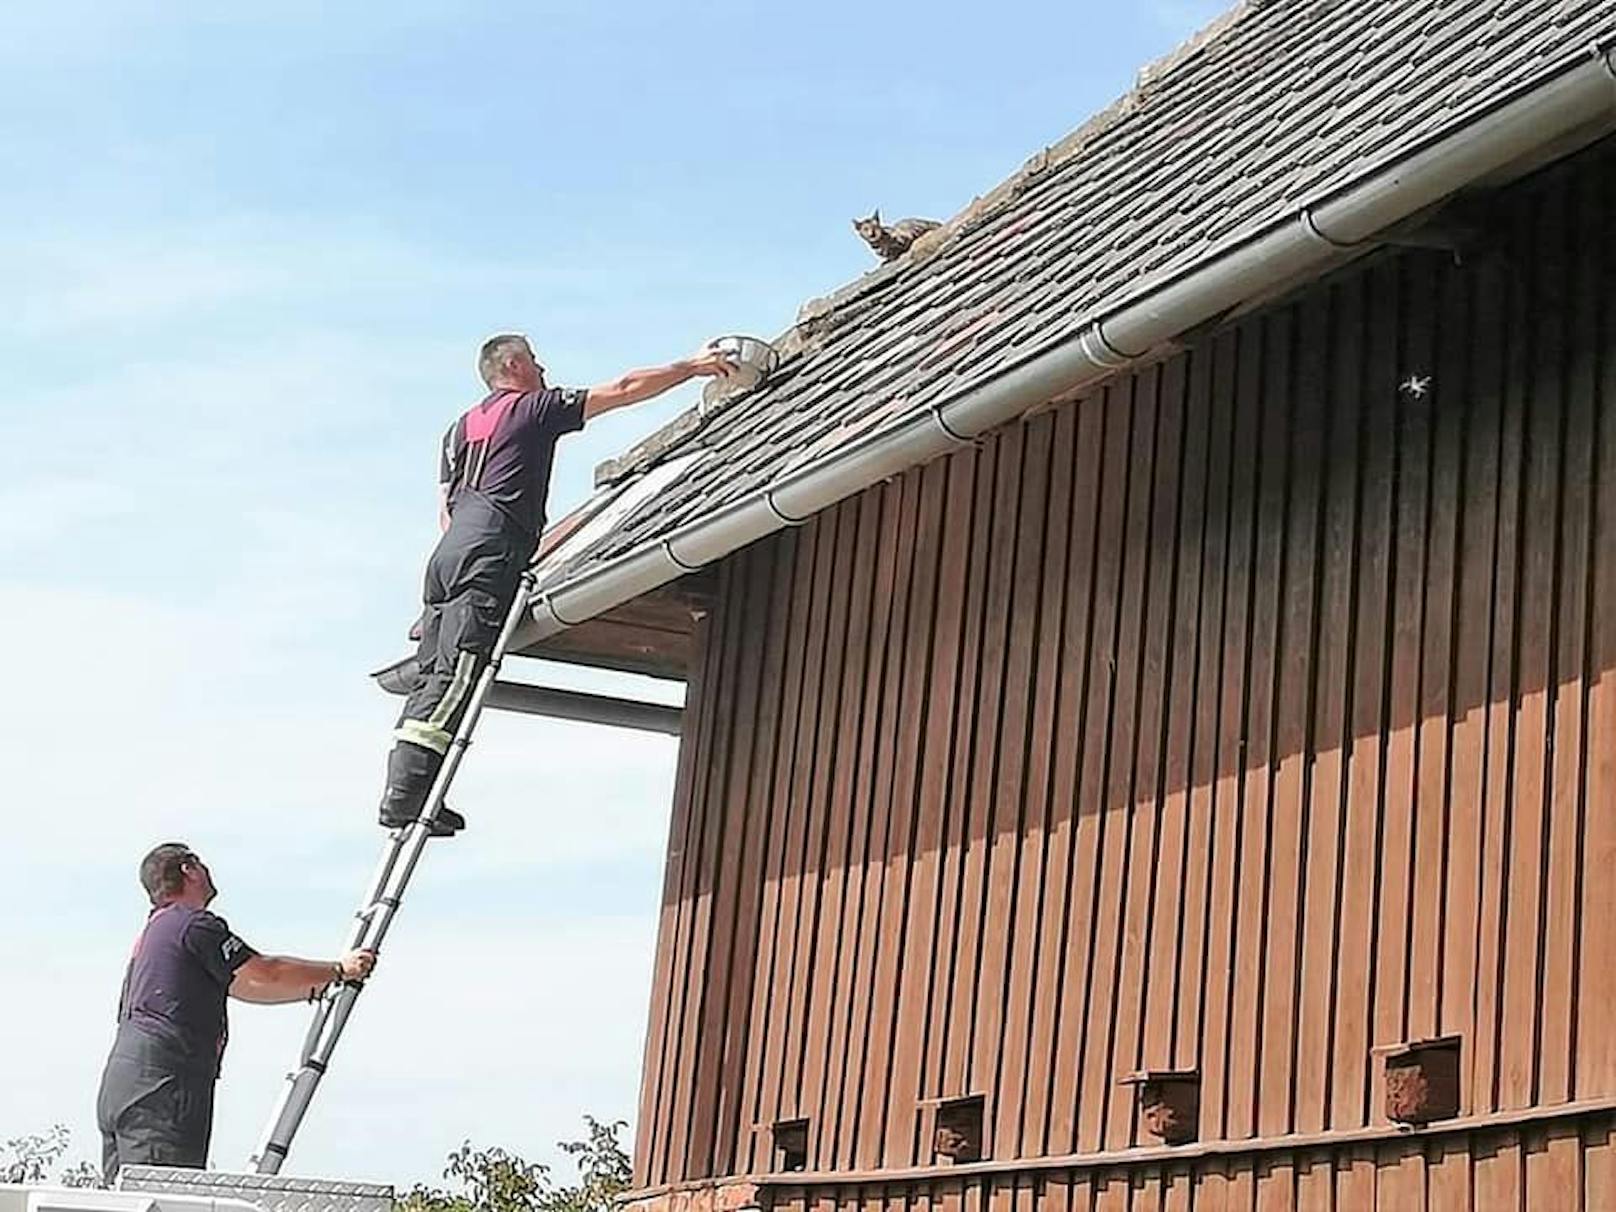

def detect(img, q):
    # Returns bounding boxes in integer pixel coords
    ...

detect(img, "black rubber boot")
[379,743,467,836]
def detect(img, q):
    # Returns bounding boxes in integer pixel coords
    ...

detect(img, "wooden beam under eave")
[513,569,714,680]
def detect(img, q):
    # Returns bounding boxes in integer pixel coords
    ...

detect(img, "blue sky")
[0,0,1224,1189]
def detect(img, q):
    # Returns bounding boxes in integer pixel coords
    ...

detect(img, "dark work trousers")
[96,1025,216,1183]
[380,493,536,822]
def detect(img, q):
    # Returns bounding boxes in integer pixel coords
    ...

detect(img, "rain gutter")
[524,46,1616,648]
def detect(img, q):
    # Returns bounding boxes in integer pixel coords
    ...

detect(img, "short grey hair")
[478,334,531,388]
[140,842,197,906]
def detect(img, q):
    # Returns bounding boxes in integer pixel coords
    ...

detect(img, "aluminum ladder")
[248,569,540,1174]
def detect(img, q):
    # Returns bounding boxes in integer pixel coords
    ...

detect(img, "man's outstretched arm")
[230,948,376,1005]
[584,345,736,421]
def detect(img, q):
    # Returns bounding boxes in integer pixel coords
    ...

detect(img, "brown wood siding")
[632,142,1616,1190]
[753,1114,1616,1212]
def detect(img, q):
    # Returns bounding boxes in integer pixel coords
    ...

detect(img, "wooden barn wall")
[631,141,1616,1201]
[764,1114,1616,1212]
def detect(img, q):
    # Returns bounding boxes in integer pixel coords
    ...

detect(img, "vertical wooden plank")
[975,413,1053,1153]
[941,424,1024,1114]
[883,454,979,1164]
[1373,256,1426,1118]
[649,563,730,1181]
[1577,153,1616,1099]
[1331,262,1397,1131]
[1196,1158,1231,1212]
[923,440,999,1118]
[754,519,833,1142]
[1130,1166,1163,1212]
[1148,349,1211,1084]
[1524,1123,1583,1212]
[1228,307,1289,1142]
[1334,1144,1376,1211]
[1584,1118,1616,1210]
[1026,400,1106,1155]
[1229,1163,1257,1212]
[1500,186,1562,1113]
[855,466,942,1169]
[1295,279,1360,1135]
[1292,1150,1332,1212]
[1014,1173,1036,1212]
[1196,326,1255,1143]
[1042,1170,1072,1212]
[1374,1139,1425,1212]
[1425,1136,1472,1212]
[1407,256,1456,1051]
[1178,339,1235,1078]
[688,550,772,1177]
[1253,1155,1295,1212]
[998,406,1077,1158]
[635,605,718,1184]
[780,501,861,1146]
[1092,1172,1127,1212]
[711,542,796,1174]
[1051,387,1132,1150]
[1163,1165,1192,1212]
[1442,223,1502,1110]
[827,478,917,1163]
[1263,299,1322,1140]
[1473,1129,1523,1211]
[1107,362,1185,1147]
[800,492,884,1166]
[667,560,750,1178]
[1472,199,1529,1117]
[821,482,906,1167]
[1540,167,1596,1109]
[1082,374,1158,1151]
[736,531,813,1173]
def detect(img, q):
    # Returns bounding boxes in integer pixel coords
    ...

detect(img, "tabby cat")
[852,209,941,262]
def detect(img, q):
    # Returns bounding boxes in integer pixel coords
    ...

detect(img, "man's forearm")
[585,360,696,419]
[231,955,344,1005]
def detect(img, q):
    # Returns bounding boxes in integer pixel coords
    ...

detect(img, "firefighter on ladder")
[378,334,736,834]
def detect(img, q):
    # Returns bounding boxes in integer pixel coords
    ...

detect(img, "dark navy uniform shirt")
[117,904,258,1076]
[439,386,588,539]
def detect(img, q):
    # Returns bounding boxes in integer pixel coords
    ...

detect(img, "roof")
[533,0,1616,599]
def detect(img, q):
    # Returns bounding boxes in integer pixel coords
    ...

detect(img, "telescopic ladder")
[248,569,540,1174]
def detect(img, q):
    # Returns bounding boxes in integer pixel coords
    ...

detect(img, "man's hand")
[231,949,377,1004]
[584,344,740,421]
[338,949,377,982]
[683,343,739,380]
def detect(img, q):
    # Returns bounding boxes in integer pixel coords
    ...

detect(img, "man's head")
[478,334,546,392]
[139,843,218,908]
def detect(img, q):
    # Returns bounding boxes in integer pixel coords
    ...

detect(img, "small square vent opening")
[1121,1070,1200,1146]
[1384,1037,1461,1125]
[933,1095,985,1163]
[772,1118,809,1172]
